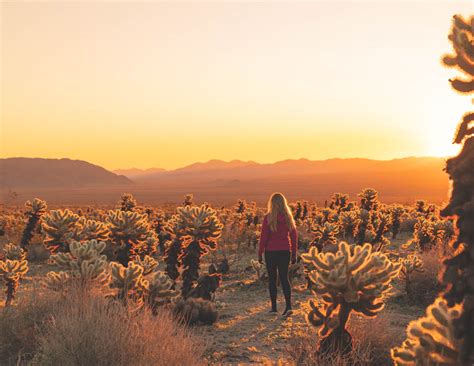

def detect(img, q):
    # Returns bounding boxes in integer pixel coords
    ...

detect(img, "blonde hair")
[266,192,296,232]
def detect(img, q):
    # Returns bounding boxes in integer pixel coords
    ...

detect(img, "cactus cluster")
[44,239,109,290]
[107,210,152,265]
[20,198,47,249]
[118,193,137,212]
[302,242,401,353]
[174,205,223,297]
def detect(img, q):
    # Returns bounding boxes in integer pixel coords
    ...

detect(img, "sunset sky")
[1,1,473,170]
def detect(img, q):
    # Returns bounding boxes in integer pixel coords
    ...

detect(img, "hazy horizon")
[2,1,472,170]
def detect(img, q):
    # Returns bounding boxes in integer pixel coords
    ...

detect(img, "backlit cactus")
[132,254,158,276]
[20,198,47,249]
[107,210,152,265]
[399,254,424,299]
[391,298,462,365]
[310,222,339,251]
[438,13,474,363]
[338,210,360,242]
[142,271,179,311]
[74,218,110,242]
[390,205,405,239]
[2,243,26,261]
[176,205,223,297]
[0,258,28,307]
[44,239,109,290]
[118,193,137,212]
[109,261,144,304]
[42,209,81,253]
[302,241,401,353]
[358,188,379,211]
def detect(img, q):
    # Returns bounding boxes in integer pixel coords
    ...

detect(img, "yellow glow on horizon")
[1,1,473,170]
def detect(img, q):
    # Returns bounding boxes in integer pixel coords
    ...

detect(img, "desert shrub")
[0,288,203,366]
[173,297,218,325]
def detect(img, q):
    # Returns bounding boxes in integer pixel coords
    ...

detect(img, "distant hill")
[0,157,449,205]
[1,158,132,190]
[114,167,167,178]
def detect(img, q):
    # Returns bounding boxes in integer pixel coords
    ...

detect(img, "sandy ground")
[200,252,313,365]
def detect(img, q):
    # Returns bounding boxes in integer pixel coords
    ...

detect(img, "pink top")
[258,213,298,257]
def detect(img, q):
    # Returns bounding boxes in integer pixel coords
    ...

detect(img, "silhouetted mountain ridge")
[1,158,132,189]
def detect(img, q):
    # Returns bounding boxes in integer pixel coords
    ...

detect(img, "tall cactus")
[20,198,47,249]
[176,205,223,297]
[107,210,151,265]
[302,242,400,353]
[118,193,137,212]
[438,14,474,363]
[0,258,28,307]
[42,209,81,253]
[358,188,379,211]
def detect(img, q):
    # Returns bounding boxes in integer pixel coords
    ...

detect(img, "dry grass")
[0,287,203,366]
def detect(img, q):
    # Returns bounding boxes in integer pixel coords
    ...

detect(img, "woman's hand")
[258,255,263,264]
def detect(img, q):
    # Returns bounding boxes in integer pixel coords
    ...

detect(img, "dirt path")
[200,253,313,365]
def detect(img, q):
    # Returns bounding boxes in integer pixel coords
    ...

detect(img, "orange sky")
[1,1,473,170]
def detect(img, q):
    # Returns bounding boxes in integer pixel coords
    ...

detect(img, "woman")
[258,192,297,317]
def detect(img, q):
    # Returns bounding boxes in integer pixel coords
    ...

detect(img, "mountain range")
[1,157,449,205]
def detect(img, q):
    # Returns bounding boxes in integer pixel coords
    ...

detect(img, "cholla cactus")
[132,255,158,276]
[107,210,152,265]
[358,188,379,211]
[338,210,360,242]
[42,209,81,253]
[439,14,474,362]
[329,193,349,213]
[399,254,424,299]
[20,198,47,249]
[109,261,144,304]
[413,218,436,251]
[75,218,110,242]
[391,298,462,365]
[251,259,265,281]
[372,211,392,249]
[142,271,178,312]
[390,205,405,239]
[311,222,339,251]
[164,215,186,281]
[183,194,193,207]
[354,209,376,245]
[176,205,223,297]
[2,243,26,261]
[118,193,137,212]
[44,240,109,290]
[152,211,169,254]
[0,259,28,307]
[302,242,401,353]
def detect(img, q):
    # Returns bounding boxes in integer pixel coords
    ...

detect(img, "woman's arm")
[258,216,270,258]
[290,227,298,259]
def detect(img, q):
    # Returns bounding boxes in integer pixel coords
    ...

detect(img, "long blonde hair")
[266,192,296,232]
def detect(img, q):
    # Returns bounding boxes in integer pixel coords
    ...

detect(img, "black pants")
[265,250,292,310]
